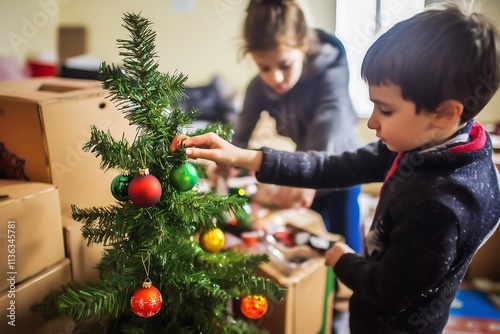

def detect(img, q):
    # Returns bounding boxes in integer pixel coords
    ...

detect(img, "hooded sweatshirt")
[232,29,360,154]
[255,121,500,333]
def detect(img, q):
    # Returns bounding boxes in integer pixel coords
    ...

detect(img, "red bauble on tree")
[128,168,162,208]
[130,279,162,318]
[240,295,268,319]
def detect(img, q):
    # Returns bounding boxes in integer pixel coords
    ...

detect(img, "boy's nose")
[367,111,378,130]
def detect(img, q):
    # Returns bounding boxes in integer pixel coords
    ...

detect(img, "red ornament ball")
[240,295,268,319]
[130,283,162,318]
[128,174,162,208]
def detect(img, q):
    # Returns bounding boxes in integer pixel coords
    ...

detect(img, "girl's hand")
[170,133,263,171]
[272,186,316,209]
[325,242,355,268]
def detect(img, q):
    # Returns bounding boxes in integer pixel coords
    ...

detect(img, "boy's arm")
[170,133,263,171]
[256,142,392,189]
[171,134,394,189]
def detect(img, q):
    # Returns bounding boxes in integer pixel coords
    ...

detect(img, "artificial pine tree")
[33,13,284,333]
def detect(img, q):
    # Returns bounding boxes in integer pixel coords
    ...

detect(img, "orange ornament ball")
[130,283,162,318]
[240,295,268,319]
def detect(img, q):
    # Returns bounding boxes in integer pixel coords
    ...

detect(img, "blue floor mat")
[450,289,500,320]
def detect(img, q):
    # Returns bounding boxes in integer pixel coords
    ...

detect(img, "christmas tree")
[33,13,284,333]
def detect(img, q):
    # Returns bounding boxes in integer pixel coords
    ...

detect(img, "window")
[335,0,425,117]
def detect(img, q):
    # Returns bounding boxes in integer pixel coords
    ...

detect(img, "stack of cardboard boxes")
[0,180,73,333]
[0,77,136,332]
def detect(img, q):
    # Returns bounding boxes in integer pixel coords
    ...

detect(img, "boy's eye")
[375,105,392,116]
[380,109,392,116]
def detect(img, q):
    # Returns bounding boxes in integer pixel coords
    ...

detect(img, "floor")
[331,282,500,334]
[333,310,350,334]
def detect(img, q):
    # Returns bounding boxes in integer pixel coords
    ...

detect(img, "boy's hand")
[170,133,263,172]
[325,242,355,267]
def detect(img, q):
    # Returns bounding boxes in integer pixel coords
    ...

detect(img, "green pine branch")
[99,13,188,134]
[32,275,136,322]
[82,126,131,171]
[187,121,235,142]
[170,191,247,226]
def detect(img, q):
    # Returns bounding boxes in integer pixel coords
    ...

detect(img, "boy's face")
[251,46,305,94]
[367,84,438,152]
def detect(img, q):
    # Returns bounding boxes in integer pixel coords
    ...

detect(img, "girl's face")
[251,46,305,94]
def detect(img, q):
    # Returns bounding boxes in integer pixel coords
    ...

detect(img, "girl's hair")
[361,2,500,122]
[241,0,308,56]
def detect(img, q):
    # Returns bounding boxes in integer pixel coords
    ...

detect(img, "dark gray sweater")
[233,29,360,155]
[256,121,500,333]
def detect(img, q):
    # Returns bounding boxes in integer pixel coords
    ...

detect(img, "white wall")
[357,0,500,144]
[475,0,500,125]
[56,0,335,93]
[0,0,59,63]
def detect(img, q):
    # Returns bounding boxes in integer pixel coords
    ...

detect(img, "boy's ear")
[432,100,463,128]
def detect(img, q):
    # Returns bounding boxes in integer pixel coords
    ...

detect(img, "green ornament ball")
[111,174,133,201]
[170,162,198,191]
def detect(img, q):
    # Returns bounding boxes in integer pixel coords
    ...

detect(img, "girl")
[233,0,363,253]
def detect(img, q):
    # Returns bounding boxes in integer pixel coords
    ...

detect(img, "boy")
[170,3,500,333]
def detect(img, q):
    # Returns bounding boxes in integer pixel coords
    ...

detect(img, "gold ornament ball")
[199,228,225,253]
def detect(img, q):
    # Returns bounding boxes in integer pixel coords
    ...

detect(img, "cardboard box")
[466,227,500,281]
[0,258,76,334]
[0,77,137,217]
[58,26,86,66]
[250,209,337,334]
[63,217,104,284]
[0,180,65,292]
[256,258,334,334]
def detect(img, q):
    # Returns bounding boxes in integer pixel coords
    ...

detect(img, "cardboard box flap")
[0,77,102,103]
[0,180,57,203]
[259,256,326,287]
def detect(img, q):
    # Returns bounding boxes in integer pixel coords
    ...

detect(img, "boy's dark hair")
[361,3,500,123]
